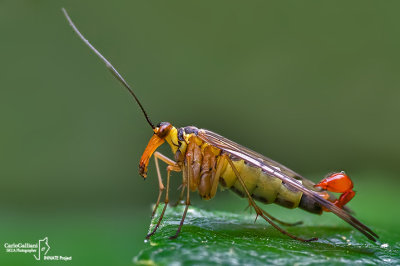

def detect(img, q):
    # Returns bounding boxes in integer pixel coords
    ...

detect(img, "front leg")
[146,152,181,239]
[150,152,180,218]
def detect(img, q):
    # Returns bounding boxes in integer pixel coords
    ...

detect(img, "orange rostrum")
[139,133,165,178]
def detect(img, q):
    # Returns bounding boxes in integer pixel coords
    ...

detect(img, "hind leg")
[226,156,317,242]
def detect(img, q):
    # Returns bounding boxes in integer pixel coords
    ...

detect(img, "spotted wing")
[197,129,378,241]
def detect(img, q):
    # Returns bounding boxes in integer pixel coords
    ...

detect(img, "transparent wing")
[197,129,378,241]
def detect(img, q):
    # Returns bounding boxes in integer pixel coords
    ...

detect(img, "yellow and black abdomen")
[219,158,323,214]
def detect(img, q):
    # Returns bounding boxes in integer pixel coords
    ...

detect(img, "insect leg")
[244,201,303,226]
[146,152,181,239]
[259,207,303,226]
[153,152,180,213]
[209,155,226,199]
[150,154,165,218]
[169,154,192,239]
[152,152,180,217]
[226,156,317,242]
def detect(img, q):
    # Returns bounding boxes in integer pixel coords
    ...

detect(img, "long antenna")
[62,8,155,129]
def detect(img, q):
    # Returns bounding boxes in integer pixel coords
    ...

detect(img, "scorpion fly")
[62,8,379,242]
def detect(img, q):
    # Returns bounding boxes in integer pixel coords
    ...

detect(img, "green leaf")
[134,204,399,265]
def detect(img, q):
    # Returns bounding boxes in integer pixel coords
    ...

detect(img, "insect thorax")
[164,126,199,161]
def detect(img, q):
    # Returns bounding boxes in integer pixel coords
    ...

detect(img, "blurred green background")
[1,1,400,265]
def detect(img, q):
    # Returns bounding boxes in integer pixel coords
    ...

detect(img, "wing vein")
[198,129,378,241]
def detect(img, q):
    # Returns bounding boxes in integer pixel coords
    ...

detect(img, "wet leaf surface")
[134,204,399,265]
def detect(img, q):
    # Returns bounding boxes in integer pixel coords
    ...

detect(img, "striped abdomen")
[219,158,323,214]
